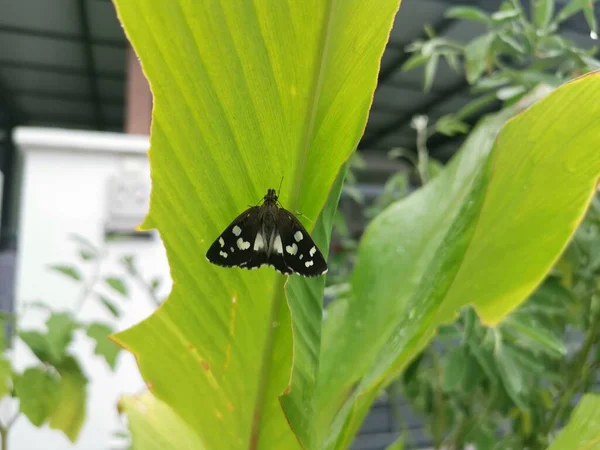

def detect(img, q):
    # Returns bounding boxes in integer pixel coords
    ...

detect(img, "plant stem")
[74,258,102,314]
[414,117,429,185]
[543,313,600,435]
[0,422,8,450]
[431,350,446,449]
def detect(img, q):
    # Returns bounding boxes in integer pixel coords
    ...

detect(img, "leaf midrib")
[249,1,337,448]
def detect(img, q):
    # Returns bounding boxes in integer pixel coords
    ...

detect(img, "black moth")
[206,189,327,277]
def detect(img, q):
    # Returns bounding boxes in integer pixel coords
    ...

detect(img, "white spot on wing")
[232,225,242,236]
[219,237,225,247]
[294,231,303,242]
[305,260,314,267]
[299,254,304,260]
[230,247,234,252]
[285,243,298,255]
[274,235,283,254]
[309,246,316,257]
[219,251,228,259]
[254,233,265,251]
[237,238,250,250]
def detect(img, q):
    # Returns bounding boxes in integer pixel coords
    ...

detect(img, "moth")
[205,189,327,277]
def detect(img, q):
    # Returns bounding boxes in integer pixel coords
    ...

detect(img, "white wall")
[9,127,171,450]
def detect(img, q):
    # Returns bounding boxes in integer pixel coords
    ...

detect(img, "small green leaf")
[495,345,527,409]
[46,312,79,364]
[436,114,470,136]
[97,294,122,318]
[105,276,128,297]
[583,2,598,35]
[532,0,555,31]
[497,85,527,101]
[423,53,439,92]
[149,277,161,293]
[120,255,137,275]
[491,9,521,22]
[556,0,600,23]
[79,250,96,261]
[384,438,405,450]
[49,357,87,442]
[0,357,12,398]
[497,32,526,53]
[443,347,468,392]
[18,331,53,363]
[87,323,121,370]
[401,53,429,72]
[464,34,495,83]
[14,367,59,426]
[48,265,82,281]
[504,314,566,355]
[445,6,491,23]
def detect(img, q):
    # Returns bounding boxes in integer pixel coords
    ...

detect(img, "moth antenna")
[277,176,284,194]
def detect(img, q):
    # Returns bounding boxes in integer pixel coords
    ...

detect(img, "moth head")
[264,189,278,203]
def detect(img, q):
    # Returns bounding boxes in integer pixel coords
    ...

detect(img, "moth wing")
[275,209,328,277]
[206,207,265,269]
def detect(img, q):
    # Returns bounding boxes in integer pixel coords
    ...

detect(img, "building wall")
[10,127,171,450]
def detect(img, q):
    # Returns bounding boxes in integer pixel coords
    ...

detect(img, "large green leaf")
[547,394,600,450]
[120,391,205,450]
[111,0,400,449]
[317,74,600,448]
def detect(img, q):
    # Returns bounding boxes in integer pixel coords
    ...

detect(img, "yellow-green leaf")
[111,0,400,449]
[120,391,205,450]
[49,357,87,442]
[548,394,600,450]
[317,74,600,448]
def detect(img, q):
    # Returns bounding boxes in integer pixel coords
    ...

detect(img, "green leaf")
[495,344,527,409]
[14,367,59,426]
[97,294,122,318]
[79,250,96,261]
[0,357,13,398]
[556,0,600,23]
[464,34,495,84]
[442,347,468,392]
[497,32,526,54]
[531,0,554,31]
[316,74,600,448]
[401,53,429,72]
[423,53,439,93]
[384,438,405,450]
[46,312,79,364]
[87,323,121,370]
[18,331,53,363]
[503,314,567,355]
[49,357,87,442]
[120,391,205,450]
[111,0,399,449]
[105,276,128,297]
[491,9,521,22]
[547,394,600,450]
[445,6,491,23]
[48,265,82,281]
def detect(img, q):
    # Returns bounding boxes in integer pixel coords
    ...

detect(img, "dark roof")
[0,0,598,159]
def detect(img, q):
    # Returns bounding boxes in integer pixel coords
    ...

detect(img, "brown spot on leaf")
[201,360,210,371]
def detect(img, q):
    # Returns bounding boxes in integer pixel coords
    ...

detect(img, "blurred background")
[0,0,599,449]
